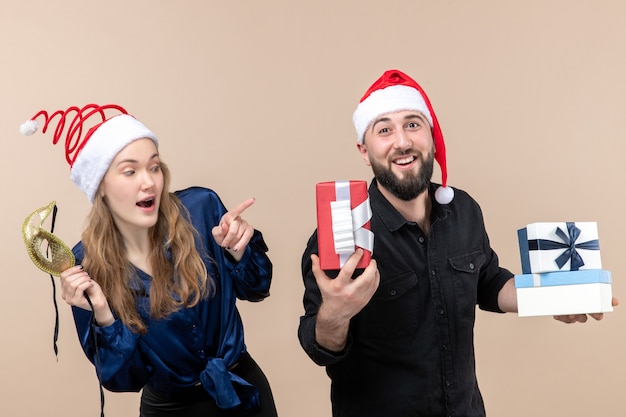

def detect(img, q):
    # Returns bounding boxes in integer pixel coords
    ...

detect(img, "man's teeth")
[395,156,415,165]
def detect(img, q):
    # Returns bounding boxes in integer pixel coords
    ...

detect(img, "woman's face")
[99,138,163,234]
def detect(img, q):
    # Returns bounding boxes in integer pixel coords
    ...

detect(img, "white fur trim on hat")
[352,84,433,144]
[70,114,158,203]
[20,119,39,136]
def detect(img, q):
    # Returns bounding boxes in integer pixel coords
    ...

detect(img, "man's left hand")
[553,297,619,323]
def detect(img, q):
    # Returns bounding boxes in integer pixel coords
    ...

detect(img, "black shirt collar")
[368,178,449,232]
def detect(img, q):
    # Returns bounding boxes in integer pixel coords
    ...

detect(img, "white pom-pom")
[20,119,39,136]
[435,185,454,205]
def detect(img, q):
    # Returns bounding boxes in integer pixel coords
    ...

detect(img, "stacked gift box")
[515,222,613,317]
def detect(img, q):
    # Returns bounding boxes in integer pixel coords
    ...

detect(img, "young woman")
[21,104,277,417]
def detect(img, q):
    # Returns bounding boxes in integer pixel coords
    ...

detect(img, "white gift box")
[517,222,601,274]
[515,269,613,317]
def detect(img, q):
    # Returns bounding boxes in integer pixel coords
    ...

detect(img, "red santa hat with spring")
[352,69,454,204]
[20,104,158,204]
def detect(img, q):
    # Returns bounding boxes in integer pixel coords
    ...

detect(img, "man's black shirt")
[299,180,513,417]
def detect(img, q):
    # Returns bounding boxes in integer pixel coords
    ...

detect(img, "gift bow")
[330,181,374,267]
[529,222,600,270]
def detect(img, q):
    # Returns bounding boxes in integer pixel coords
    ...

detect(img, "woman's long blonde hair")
[81,161,213,334]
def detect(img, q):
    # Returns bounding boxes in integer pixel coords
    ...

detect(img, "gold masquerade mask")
[22,201,75,276]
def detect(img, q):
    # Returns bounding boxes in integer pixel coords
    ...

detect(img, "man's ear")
[356,143,371,166]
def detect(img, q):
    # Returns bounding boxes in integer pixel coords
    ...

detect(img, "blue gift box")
[518,222,601,274]
[515,269,612,288]
[515,270,613,317]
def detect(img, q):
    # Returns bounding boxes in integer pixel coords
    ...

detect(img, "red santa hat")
[20,104,158,203]
[352,69,454,204]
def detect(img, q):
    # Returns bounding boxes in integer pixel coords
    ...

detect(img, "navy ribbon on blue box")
[528,222,600,270]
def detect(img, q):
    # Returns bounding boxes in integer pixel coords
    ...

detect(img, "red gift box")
[316,180,374,270]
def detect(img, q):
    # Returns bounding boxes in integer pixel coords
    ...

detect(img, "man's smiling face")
[358,110,434,201]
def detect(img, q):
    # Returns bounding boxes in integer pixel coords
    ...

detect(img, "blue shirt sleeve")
[72,307,150,392]
[176,186,272,301]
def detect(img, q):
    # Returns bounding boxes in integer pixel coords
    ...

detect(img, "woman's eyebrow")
[114,153,160,167]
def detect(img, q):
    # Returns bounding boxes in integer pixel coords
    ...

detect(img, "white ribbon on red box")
[330,181,374,267]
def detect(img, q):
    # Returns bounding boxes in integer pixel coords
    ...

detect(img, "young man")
[298,69,611,417]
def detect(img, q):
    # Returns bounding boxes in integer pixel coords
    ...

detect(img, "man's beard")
[371,149,434,201]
